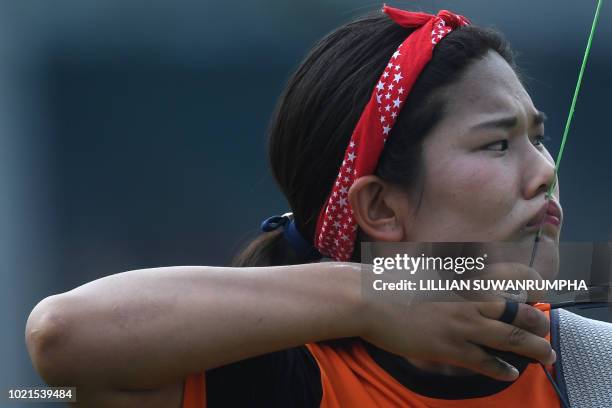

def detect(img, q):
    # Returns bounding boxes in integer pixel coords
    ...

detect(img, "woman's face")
[403,51,562,255]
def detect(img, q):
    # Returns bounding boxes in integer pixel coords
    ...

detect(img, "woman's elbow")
[26,295,76,386]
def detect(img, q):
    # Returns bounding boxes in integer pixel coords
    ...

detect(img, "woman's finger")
[477,301,550,338]
[467,317,556,365]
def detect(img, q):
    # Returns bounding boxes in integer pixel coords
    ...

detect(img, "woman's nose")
[522,146,557,200]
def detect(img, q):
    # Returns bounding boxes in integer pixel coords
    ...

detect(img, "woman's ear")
[348,175,411,242]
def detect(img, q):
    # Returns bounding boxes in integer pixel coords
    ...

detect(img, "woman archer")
[26,5,612,407]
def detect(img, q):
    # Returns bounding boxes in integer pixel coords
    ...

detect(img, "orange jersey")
[183,303,560,407]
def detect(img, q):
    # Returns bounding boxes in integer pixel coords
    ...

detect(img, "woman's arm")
[25,263,364,391]
[26,259,557,399]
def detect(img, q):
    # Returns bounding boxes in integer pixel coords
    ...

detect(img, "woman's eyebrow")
[471,110,547,130]
[533,110,547,126]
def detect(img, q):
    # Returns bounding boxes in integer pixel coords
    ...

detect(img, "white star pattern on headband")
[431,17,453,45]
[315,135,358,257]
[375,48,406,143]
[316,43,408,260]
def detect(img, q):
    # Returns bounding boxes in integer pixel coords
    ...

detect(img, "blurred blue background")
[2,0,611,400]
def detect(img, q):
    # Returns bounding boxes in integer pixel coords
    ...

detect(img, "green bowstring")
[530,0,602,266]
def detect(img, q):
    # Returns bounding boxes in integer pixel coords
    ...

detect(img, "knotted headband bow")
[314,6,470,261]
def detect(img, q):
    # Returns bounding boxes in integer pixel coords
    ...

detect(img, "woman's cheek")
[449,162,515,216]
[445,159,506,196]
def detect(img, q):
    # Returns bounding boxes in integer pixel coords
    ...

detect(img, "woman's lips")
[526,200,563,230]
[544,214,561,226]
[547,200,562,223]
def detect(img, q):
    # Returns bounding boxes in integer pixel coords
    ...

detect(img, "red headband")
[314,6,470,261]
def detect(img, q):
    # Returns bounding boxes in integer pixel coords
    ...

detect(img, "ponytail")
[231,228,308,267]
[231,214,321,267]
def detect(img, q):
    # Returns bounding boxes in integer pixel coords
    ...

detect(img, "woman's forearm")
[25,263,365,390]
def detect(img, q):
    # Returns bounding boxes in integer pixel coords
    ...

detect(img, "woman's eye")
[483,140,508,151]
[483,135,550,152]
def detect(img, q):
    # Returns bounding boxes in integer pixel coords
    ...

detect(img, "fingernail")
[549,349,557,364]
[503,362,519,381]
[509,366,519,380]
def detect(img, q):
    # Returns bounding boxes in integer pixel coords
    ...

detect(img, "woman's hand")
[359,261,556,381]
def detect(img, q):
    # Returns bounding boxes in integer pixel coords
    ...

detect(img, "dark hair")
[232,10,517,268]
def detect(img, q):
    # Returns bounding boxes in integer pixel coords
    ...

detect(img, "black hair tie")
[260,212,321,261]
